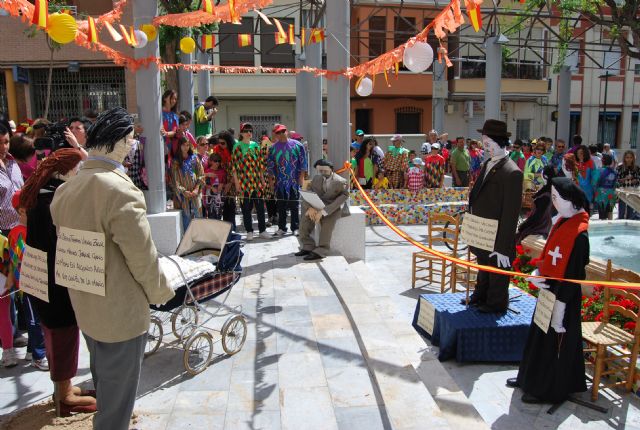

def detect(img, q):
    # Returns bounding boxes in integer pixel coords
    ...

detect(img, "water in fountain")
[589,224,640,272]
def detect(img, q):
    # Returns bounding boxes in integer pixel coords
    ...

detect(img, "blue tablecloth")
[412,288,536,362]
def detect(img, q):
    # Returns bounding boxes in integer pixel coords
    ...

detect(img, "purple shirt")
[0,155,24,230]
[267,139,308,193]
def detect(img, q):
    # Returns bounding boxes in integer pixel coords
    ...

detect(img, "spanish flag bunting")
[202,0,215,14]
[288,24,295,45]
[237,33,252,47]
[274,30,287,45]
[87,16,98,43]
[300,27,305,47]
[202,34,215,50]
[383,69,391,87]
[105,21,123,41]
[119,24,133,45]
[31,0,48,29]
[229,0,240,24]
[130,26,138,47]
[254,9,272,26]
[308,28,324,44]
[466,2,482,32]
[273,18,286,39]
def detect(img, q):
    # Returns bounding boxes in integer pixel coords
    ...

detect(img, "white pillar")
[178,51,194,134]
[295,55,308,137]
[326,0,350,168]
[133,0,165,214]
[432,59,446,133]
[196,49,211,103]
[557,65,571,143]
[484,36,502,122]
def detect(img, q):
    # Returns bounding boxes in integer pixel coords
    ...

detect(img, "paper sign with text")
[55,227,106,296]
[20,245,49,303]
[533,289,556,334]
[417,297,436,336]
[460,213,499,252]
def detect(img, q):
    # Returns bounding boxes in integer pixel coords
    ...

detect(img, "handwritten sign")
[417,297,436,335]
[461,213,499,252]
[533,289,556,334]
[55,227,106,296]
[20,245,50,303]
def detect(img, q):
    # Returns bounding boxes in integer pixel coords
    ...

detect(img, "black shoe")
[303,252,323,261]
[477,304,507,314]
[294,250,310,257]
[460,297,480,306]
[506,378,520,388]
[521,393,545,404]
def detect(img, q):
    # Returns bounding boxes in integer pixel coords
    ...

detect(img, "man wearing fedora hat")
[464,119,523,313]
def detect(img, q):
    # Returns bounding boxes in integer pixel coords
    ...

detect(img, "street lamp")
[599,71,614,145]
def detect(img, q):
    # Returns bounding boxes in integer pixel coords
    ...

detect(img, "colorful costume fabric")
[267,139,307,194]
[171,155,205,216]
[576,159,596,203]
[231,141,265,199]
[424,154,445,188]
[406,167,424,193]
[7,225,26,288]
[593,167,618,215]
[524,156,548,189]
[383,146,409,189]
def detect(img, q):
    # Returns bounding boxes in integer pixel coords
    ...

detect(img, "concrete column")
[557,65,571,143]
[306,41,323,170]
[432,59,446,133]
[326,0,350,168]
[178,51,194,134]
[196,49,211,102]
[133,0,165,214]
[484,36,502,122]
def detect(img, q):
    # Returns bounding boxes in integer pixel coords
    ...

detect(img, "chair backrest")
[427,212,460,255]
[603,259,640,338]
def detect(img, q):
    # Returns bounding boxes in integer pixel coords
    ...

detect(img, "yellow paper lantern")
[46,13,78,45]
[179,37,196,54]
[140,24,157,41]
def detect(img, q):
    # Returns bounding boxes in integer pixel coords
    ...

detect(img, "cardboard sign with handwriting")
[417,297,436,335]
[461,213,499,252]
[20,245,49,303]
[533,289,556,334]
[55,227,106,296]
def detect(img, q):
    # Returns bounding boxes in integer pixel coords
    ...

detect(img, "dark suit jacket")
[468,156,523,258]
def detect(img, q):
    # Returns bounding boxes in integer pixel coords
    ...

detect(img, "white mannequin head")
[482,135,507,160]
[551,186,580,219]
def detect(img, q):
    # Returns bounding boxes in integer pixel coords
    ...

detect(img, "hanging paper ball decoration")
[133,30,148,48]
[46,13,78,45]
[180,37,196,54]
[140,24,157,41]
[402,41,434,73]
[355,77,373,97]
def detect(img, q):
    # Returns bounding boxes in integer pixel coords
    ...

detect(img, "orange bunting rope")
[344,165,640,291]
[152,0,274,27]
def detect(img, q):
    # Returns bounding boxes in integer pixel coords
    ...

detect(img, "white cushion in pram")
[160,255,217,291]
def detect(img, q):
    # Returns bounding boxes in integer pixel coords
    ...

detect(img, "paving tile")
[166,412,226,430]
[223,410,281,430]
[325,367,379,407]
[178,356,233,392]
[278,352,327,389]
[276,324,319,354]
[312,314,354,339]
[356,323,400,351]
[173,390,228,414]
[307,296,345,316]
[132,413,170,430]
[275,305,313,326]
[227,378,280,412]
[334,406,389,430]
[317,336,367,369]
[279,386,339,430]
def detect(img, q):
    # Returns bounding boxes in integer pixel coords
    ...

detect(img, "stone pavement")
[2,224,640,430]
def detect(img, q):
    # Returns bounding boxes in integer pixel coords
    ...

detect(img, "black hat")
[477,119,511,138]
[551,177,588,212]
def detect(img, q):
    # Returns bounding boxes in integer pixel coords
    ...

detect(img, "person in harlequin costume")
[507,177,590,404]
[382,134,409,189]
[465,120,523,313]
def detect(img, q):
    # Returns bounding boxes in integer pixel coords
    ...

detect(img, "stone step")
[347,259,490,430]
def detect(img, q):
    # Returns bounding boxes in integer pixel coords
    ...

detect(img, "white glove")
[550,300,566,333]
[525,269,550,290]
[489,251,511,268]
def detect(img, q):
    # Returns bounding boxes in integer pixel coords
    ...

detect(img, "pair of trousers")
[222,196,237,230]
[276,188,300,232]
[23,295,46,360]
[456,170,470,187]
[84,332,146,430]
[618,200,640,220]
[298,207,341,257]
[266,197,277,220]
[241,192,266,233]
[42,324,79,381]
[0,294,12,349]
[469,251,510,311]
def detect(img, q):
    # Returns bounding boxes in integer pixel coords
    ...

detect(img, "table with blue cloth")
[412,288,536,362]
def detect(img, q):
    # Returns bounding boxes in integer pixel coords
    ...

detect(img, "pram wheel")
[171,305,199,342]
[183,330,214,375]
[221,315,247,355]
[145,316,163,357]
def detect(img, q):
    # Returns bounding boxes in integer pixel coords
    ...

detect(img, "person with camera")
[194,96,219,138]
[64,117,86,149]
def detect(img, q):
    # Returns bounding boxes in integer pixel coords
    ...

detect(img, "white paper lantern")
[134,30,148,48]
[355,77,373,97]
[403,41,434,73]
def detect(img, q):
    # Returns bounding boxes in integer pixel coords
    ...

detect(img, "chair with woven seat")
[455,246,478,304]
[582,260,640,401]
[411,213,460,293]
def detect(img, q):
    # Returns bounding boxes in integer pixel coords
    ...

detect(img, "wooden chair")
[455,247,478,304]
[411,213,460,293]
[582,260,640,401]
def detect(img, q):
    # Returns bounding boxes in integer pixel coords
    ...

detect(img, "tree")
[158,0,194,92]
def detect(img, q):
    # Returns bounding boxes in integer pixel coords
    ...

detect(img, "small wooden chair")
[455,247,478,304]
[582,260,640,401]
[411,213,460,293]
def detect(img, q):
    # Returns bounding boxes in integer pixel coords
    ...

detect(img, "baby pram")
[146,218,247,375]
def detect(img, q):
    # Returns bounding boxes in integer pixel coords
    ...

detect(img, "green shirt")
[450,147,470,172]
[194,104,211,138]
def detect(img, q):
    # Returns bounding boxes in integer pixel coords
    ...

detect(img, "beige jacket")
[50,160,174,343]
